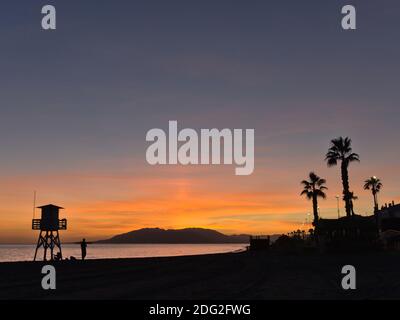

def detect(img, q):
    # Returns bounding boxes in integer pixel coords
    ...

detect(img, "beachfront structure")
[317,201,400,252]
[249,236,270,251]
[377,202,400,227]
[376,202,400,249]
[318,215,378,252]
[32,204,67,261]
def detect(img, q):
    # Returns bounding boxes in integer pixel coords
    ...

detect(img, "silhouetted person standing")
[80,238,87,261]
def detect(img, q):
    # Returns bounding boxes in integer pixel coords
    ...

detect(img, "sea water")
[0,243,247,262]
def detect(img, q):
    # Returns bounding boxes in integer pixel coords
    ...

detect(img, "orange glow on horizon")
[0,162,399,243]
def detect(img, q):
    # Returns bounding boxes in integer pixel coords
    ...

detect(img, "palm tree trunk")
[341,161,351,217]
[312,194,318,225]
[312,194,319,245]
[373,191,378,212]
[350,200,355,215]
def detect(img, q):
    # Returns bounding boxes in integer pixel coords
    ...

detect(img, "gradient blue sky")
[0,1,399,242]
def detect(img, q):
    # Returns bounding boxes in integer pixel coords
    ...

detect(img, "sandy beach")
[1,251,400,300]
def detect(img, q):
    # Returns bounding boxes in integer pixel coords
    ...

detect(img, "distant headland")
[96,228,266,244]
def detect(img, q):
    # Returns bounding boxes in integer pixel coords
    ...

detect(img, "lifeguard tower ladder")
[32,204,67,261]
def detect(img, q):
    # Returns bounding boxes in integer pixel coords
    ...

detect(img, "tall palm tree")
[364,176,383,212]
[325,137,360,217]
[300,172,328,225]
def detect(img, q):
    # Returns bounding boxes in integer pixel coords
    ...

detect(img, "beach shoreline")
[0,243,248,263]
[1,251,400,300]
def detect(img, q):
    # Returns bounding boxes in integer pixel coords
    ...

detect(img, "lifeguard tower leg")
[33,231,43,261]
[43,231,49,261]
[56,231,63,259]
[50,232,54,261]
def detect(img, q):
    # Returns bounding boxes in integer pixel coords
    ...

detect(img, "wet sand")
[1,251,400,300]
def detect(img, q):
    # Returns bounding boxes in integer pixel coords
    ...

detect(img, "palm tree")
[325,137,360,217]
[364,176,383,212]
[300,172,328,225]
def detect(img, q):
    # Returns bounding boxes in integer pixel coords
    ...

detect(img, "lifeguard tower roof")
[37,204,64,209]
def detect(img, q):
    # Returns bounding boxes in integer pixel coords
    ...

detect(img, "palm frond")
[326,157,337,167]
[347,152,360,162]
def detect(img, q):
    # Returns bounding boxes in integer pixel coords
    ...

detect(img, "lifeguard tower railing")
[32,218,67,230]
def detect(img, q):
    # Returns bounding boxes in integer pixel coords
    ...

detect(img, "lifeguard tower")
[32,204,67,261]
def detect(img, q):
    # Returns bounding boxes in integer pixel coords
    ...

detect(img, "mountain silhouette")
[97,228,251,244]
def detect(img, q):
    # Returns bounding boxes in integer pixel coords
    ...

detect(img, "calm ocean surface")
[0,243,247,262]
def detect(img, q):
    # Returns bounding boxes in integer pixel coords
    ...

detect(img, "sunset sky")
[1,1,399,243]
